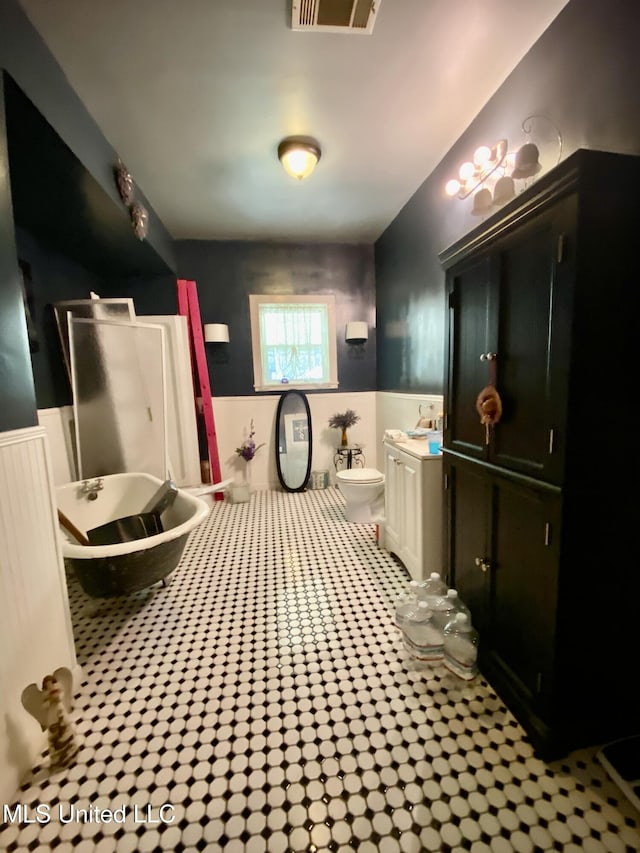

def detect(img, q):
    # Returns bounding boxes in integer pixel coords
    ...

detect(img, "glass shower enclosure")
[66,313,168,481]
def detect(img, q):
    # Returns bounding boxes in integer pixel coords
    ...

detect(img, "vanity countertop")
[384,437,443,461]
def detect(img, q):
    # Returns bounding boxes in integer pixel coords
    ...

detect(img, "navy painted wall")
[175,241,376,397]
[375,0,640,394]
[0,0,175,431]
[0,77,37,429]
[5,0,640,418]
[0,3,175,274]
[14,227,105,409]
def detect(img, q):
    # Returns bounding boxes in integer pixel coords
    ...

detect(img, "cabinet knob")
[479,352,498,362]
[475,556,490,572]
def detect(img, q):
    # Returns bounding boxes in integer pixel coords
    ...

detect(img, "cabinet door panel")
[446,459,490,633]
[488,479,559,708]
[446,255,496,459]
[401,459,421,579]
[491,217,555,477]
[384,446,402,549]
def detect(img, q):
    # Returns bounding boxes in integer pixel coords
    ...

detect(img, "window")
[249,294,338,392]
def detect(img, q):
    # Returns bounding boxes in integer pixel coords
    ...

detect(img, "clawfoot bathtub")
[57,473,209,598]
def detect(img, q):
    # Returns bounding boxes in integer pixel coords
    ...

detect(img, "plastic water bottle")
[408,580,422,600]
[413,572,447,604]
[445,588,470,616]
[394,592,415,629]
[394,591,431,626]
[410,600,430,622]
[443,613,479,680]
[432,588,471,632]
[426,571,446,591]
[402,601,444,662]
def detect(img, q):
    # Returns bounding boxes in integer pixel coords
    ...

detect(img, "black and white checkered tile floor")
[3,488,639,852]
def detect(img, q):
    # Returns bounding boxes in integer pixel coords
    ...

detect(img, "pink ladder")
[176,279,223,497]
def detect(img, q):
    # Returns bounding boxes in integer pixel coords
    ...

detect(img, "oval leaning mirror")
[275,391,312,492]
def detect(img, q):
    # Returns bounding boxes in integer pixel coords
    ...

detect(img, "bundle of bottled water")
[394,572,479,680]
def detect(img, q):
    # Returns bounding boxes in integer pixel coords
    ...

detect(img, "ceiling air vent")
[291,0,381,34]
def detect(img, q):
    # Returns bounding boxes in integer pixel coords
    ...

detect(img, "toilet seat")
[336,468,384,485]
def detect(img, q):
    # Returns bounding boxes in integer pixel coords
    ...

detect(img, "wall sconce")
[204,323,230,343]
[445,139,508,201]
[444,116,562,214]
[278,137,322,180]
[345,322,368,344]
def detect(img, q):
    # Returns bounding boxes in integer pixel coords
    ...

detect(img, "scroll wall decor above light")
[444,116,563,215]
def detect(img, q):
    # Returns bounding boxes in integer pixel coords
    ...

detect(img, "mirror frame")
[275,390,313,492]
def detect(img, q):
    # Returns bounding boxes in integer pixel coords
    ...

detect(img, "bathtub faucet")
[81,478,104,500]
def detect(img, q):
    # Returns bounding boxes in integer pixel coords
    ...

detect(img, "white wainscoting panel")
[212,392,378,489]
[37,406,76,486]
[376,391,444,458]
[38,394,441,490]
[0,426,77,804]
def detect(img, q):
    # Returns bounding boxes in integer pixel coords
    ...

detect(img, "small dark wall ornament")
[207,344,230,365]
[346,341,366,360]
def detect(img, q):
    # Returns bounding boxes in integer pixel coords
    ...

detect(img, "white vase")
[230,460,251,503]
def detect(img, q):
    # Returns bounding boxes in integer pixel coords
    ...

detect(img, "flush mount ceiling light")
[278,137,322,180]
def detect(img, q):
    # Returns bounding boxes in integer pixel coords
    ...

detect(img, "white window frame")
[249,294,338,392]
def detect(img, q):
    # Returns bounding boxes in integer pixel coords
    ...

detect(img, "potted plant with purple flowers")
[235,419,265,463]
[328,409,360,447]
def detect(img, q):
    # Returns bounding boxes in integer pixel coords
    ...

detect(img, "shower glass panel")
[54,298,135,384]
[69,317,167,480]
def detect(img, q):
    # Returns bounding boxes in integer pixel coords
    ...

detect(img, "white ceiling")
[19,0,569,243]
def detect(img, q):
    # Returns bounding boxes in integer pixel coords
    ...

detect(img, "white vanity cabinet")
[383,440,443,581]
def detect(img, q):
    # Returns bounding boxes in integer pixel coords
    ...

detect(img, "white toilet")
[335,468,385,523]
